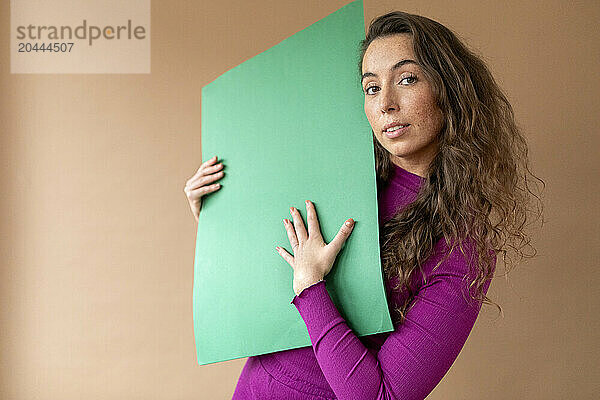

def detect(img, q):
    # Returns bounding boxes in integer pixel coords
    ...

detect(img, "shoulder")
[413,235,496,309]
[423,235,496,277]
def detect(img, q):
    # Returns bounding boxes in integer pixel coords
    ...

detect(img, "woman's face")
[362,33,444,177]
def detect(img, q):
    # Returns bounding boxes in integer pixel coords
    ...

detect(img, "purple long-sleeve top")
[232,163,495,400]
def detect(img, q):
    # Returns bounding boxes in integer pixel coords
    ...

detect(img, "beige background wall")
[1,0,597,398]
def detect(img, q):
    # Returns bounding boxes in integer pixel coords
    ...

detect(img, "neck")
[389,157,428,178]
[388,142,438,178]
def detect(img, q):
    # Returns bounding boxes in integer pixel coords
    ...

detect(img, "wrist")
[293,276,324,296]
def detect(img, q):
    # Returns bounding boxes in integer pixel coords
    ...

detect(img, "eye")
[399,74,417,85]
[364,85,379,95]
[364,74,418,95]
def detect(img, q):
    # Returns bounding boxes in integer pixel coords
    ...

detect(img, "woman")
[184,10,543,400]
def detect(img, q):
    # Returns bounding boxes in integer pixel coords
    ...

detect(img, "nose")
[379,85,399,114]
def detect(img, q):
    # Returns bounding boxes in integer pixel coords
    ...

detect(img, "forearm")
[291,280,390,399]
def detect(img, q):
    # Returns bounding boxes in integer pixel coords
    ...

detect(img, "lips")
[384,124,410,138]
[383,122,410,132]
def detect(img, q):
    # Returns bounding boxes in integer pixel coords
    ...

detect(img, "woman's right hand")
[183,155,225,222]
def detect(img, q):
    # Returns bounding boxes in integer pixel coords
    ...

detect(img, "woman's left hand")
[276,200,355,296]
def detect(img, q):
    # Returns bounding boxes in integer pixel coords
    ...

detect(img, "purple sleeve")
[290,251,495,400]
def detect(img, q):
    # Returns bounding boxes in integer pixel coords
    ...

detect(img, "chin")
[387,143,415,157]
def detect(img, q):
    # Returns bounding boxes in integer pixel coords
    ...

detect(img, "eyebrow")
[361,59,418,84]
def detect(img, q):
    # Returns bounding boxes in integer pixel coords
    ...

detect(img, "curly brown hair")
[358,11,546,325]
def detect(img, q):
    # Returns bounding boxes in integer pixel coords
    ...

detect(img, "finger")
[276,246,295,269]
[185,182,221,198]
[305,200,323,240]
[188,162,223,183]
[187,168,224,190]
[201,155,218,170]
[327,219,355,255]
[191,156,218,176]
[187,162,224,186]
[283,219,299,253]
[290,207,308,243]
[187,162,216,183]
[203,162,223,174]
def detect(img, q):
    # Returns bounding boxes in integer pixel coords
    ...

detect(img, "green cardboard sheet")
[193,0,393,366]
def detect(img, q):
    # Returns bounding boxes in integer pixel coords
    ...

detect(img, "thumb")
[328,218,355,255]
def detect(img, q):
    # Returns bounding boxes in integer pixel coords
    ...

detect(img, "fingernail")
[345,219,354,226]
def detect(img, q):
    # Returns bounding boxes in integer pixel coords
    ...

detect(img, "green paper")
[193,0,393,366]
